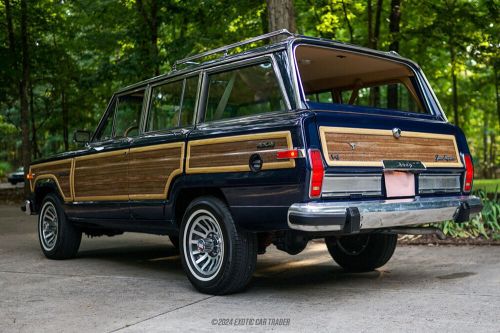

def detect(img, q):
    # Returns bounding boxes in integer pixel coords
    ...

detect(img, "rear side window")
[148,80,183,132]
[147,75,198,132]
[204,61,285,122]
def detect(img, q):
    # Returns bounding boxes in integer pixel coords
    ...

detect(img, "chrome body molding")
[287,195,482,232]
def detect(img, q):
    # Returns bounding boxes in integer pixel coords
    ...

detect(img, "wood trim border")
[30,159,74,202]
[186,131,295,174]
[319,126,463,168]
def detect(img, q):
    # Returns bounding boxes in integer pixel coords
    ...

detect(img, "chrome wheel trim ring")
[39,201,59,251]
[183,209,225,282]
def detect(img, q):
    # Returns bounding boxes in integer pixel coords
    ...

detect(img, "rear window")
[296,45,427,114]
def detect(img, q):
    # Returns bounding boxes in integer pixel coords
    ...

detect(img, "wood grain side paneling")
[128,143,184,200]
[320,127,463,168]
[186,131,295,174]
[73,150,128,201]
[30,160,73,201]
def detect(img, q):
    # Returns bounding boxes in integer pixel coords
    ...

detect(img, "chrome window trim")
[91,96,116,143]
[287,41,307,110]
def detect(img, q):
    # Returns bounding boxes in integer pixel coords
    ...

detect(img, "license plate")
[384,171,415,198]
[383,160,426,171]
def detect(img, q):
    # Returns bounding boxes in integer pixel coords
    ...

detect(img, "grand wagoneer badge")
[435,154,455,161]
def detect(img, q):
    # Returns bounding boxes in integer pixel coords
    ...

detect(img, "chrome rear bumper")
[287,195,482,232]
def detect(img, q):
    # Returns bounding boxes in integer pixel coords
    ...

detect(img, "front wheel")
[325,233,397,272]
[38,193,82,259]
[180,196,257,295]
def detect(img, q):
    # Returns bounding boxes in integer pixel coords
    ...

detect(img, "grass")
[474,179,500,193]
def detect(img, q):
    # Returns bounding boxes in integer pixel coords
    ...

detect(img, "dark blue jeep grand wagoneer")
[23,30,482,294]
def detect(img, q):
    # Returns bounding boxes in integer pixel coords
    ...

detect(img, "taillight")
[276,149,299,159]
[309,149,324,198]
[463,154,474,192]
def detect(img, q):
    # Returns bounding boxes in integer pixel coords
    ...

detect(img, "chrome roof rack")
[173,29,293,70]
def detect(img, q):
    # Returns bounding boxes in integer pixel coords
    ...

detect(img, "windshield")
[295,45,427,114]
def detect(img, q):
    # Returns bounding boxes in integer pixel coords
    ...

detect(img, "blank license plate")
[384,171,415,198]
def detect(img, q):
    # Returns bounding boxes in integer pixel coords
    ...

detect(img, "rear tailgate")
[312,110,468,199]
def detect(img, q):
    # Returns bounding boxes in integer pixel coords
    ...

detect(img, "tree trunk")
[30,82,38,159]
[136,0,159,76]
[150,0,159,76]
[4,0,15,55]
[482,115,489,178]
[266,0,296,37]
[373,0,383,49]
[341,0,354,43]
[367,0,373,48]
[495,61,500,126]
[450,44,459,127]
[62,89,69,151]
[387,0,401,109]
[20,0,31,197]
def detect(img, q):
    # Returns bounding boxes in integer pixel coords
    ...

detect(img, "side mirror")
[73,130,91,144]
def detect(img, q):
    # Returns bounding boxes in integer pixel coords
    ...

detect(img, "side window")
[180,76,198,127]
[204,61,285,122]
[147,80,183,131]
[114,90,145,138]
[93,99,116,142]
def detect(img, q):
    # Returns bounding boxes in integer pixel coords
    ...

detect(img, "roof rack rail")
[173,29,293,70]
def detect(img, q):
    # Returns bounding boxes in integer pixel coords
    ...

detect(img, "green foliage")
[0,161,12,178]
[437,188,500,239]
[474,179,500,193]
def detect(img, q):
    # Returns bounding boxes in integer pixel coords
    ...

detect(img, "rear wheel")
[325,233,397,272]
[180,196,257,295]
[38,193,82,259]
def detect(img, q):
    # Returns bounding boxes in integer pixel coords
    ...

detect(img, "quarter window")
[180,76,198,127]
[204,61,285,122]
